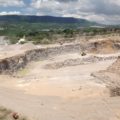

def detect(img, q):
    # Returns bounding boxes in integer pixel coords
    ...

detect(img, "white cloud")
[0,0,118,24]
[0,0,24,7]
[31,0,60,9]
[0,11,21,15]
[30,0,120,24]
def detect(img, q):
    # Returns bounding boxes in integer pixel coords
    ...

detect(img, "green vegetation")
[0,22,78,44]
[0,21,120,44]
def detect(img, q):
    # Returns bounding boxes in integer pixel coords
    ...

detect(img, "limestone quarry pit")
[0,39,120,120]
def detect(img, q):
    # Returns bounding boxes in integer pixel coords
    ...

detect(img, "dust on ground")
[0,51,120,120]
[0,40,120,120]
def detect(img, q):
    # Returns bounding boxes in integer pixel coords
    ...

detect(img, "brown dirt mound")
[92,57,120,97]
[89,40,120,54]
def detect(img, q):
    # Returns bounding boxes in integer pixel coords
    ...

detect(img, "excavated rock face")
[44,55,118,69]
[0,40,120,74]
[89,40,120,54]
[0,43,83,74]
[107,56,120,73]
[92,57,120,97]
[107,57,120,96]
[0,54,27,74]
[0,42,101,74]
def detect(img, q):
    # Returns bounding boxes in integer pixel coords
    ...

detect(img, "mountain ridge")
[0,15,98,26]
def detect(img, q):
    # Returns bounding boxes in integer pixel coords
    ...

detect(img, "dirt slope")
[92,56,120,96]
[89,39,120,54]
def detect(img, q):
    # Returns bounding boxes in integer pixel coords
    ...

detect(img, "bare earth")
[0,51,120,120]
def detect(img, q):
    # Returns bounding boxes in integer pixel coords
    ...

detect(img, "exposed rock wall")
[107,56,120,74]
[0,41,120,74]
[88,40,120,54]
[0,43,83,74]
[0,54,27,74]
[44,55,118,69]
[92,57,120,97]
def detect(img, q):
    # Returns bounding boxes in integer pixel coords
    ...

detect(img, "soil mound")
[89,40,120,54]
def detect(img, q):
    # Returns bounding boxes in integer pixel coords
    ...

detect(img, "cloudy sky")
[0,0,120,24]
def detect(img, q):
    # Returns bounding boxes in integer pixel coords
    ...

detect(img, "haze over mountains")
[0,15,99,27]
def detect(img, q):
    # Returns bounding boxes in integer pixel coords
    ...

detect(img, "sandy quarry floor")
[0,53,120,120]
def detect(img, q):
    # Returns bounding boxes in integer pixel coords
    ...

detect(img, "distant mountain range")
[0,15,99,27]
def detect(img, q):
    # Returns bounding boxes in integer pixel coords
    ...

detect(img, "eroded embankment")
[44,55,118,69]
[89,39,120,54]
[0,43,83,74]
[92,56,120,96]
[0,40,120,74]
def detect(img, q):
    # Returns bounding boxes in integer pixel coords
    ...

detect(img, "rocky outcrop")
[89,40,120,54]
[44,55,118,69]
[0,43,83,74]
[107,56,120,73]
[92,57,120,97]
[0,54,27,74]
[0,41,120,74]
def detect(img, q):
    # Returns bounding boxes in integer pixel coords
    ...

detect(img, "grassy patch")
[17,68,29,77]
